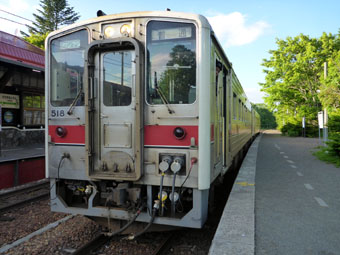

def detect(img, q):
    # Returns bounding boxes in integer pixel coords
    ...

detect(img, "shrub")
[314,146,340,167]
[306,124,319,138]
[326,132,340,156]
[328,115,340,132]
[281,123,301,137]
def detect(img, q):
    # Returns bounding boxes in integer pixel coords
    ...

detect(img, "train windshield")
[50,30,88,106]
[146,21,196,105]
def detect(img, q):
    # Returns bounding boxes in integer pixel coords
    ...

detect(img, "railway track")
[0,179,50,213]
[72,231,176,255]
[72,234,111,255]
[150,232,175,255]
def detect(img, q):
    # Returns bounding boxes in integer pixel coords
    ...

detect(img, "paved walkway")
[255,131,340,255]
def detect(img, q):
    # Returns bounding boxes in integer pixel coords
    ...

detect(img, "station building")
[0,30,45,148]
[0,31,45,189]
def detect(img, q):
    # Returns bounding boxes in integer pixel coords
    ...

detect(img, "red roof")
[0,30,44,70]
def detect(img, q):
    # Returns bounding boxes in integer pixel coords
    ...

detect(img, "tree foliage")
[29,0,80,34]
[23,32,48,49]
[260,32,340,129]
[22,0,80,48]
[252,103,277,129]
[319,51,340,110]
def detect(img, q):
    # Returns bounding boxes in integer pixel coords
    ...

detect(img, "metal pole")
[319,128,321,145]
[323,62,328,145]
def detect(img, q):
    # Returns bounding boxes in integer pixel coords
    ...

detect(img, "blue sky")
[0,0,339,103]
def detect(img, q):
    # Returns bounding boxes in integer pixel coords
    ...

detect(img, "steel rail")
[72,234,111,255]
[152,232,176,255]
[0,181,50,213]
[0,192,49,213]
[0,179,49,198]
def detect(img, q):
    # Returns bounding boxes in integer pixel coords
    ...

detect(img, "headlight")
[120,24,131,37]
[104,26,115,38]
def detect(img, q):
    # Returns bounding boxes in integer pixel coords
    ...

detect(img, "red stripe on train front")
[49,125,85,144]
[144,125,198,147]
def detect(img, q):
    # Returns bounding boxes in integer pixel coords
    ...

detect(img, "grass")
[313,146,340,167]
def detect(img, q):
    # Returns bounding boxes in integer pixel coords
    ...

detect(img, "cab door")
[86,39,142,181]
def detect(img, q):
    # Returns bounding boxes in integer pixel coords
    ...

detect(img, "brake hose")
[127,201,159,240]
[171,172,177,216]
[105,204,145,237]
[159,172,165,216]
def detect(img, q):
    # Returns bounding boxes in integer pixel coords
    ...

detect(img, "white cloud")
[207,12,270,47]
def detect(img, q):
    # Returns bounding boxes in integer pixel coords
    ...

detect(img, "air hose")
[159,173,165,216]
[105,204,144,237]
[127,200,159,240]
[171,172,177,216]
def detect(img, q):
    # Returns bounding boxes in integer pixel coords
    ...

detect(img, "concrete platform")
[209,131,340,255]
[0,144,45,163]
[209,134,260,255]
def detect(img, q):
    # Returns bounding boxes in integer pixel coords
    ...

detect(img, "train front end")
[45,12,212,232]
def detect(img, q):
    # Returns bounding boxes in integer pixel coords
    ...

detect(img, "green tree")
[260,32,339,129]
[253,103,277,129]
[29,0,80,34]
[319,51,340,111]
[23,32,48,49]
[22,0,80,48]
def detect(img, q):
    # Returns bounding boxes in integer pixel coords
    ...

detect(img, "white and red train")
[45,11,260,233]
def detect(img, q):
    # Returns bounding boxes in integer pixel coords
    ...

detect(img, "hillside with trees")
[253,103,277,129]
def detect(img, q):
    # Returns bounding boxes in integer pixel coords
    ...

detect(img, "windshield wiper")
[67,88,83,115]
[154,72,175,114]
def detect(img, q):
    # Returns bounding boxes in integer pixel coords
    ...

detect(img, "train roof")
[47,11,212,38]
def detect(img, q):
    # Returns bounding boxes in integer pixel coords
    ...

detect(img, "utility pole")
[323,62,328,144]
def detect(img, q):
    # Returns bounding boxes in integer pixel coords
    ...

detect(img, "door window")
[103,51,132,106]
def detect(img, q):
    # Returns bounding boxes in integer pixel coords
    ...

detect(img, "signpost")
[323,62,328,144]
[323,109,328,144]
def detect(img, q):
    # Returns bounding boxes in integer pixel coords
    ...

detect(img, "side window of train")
[216,59,222,96]
[238,99,242,120]
[241,102,244,121]
[244,105,246,122]
[243,104,245,122]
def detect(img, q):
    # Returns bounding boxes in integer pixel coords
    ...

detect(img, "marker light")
[120,24,131,36]
[104,26,115,38]
[173,127,186,140]
[56,126,67,137]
